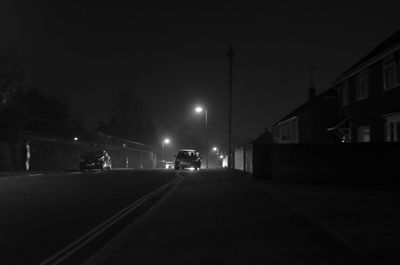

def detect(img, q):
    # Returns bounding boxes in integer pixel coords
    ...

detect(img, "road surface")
[1,168,392,265]
[0,169,177,265]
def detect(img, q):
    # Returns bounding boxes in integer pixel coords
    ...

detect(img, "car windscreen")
[176,151,196,158]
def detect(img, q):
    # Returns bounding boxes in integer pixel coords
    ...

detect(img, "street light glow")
[194,104,209,169]
[195,106,203,113]
[164,138,170,144]
[73,137,78,141]
[212,146,218,152]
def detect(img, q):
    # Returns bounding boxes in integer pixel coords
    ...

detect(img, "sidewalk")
[263,180,399,265]
[86,169,390,265]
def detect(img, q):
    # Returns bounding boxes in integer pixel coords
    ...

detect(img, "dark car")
[174,149,201,170]
[80,150,112,172]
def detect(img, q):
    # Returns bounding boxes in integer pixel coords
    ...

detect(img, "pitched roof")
[251,130,274,145]
[334,30,400,83]
[273,88,337,126]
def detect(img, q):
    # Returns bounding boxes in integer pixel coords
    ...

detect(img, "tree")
[22,86,68,123]
[98,88,157,146]
[0,49,24,108]
[0,49,25,140]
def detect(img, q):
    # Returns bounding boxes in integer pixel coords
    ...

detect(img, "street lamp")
[161,137,170,161]
[195,106,208,169]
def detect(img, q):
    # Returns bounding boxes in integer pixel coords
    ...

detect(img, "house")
[330,30,400,143]
[272,87,339,143]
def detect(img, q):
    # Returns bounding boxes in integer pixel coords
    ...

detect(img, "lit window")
[383,58,396,90]
[357,126,370,142]
[356,70,369,100]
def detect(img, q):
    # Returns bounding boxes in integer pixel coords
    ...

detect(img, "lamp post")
[226,45,234,168]
[161,138,170,162]
[195,106,208,169]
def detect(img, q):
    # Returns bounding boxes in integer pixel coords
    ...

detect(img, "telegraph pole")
[226,45,234,168]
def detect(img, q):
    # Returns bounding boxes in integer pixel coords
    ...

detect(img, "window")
[383,58,396,90]
[357,126,370,142]
[341,81,350,106]
[356,70,369,100]
[383,113,400,142]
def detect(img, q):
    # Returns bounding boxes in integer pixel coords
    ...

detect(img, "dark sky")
[2,0,400,152]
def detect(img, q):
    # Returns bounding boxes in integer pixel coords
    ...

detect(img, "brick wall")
[0,135,154,171]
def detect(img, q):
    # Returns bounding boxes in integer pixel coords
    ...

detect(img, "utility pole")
[226,45,234,168]
[205,108,208,169]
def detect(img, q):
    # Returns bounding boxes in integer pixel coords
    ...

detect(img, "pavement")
[85,169,399,265]
[263,180,400,265]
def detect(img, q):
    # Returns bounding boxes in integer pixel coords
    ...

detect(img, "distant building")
[272,87,339,143]
[330,30,400,142]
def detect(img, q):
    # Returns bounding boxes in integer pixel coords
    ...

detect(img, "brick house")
[272,87,339,143]
[330,30,400,143]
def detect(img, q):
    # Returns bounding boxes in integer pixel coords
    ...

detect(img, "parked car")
[174,149,201,170]
[80,150,112,171]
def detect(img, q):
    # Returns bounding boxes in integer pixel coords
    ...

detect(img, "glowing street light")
[161,137,171,162]
[212,146,218,152]
[73,137,78,141]
[194,105,208,169]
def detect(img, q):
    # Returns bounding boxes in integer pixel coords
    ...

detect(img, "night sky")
[2,0,400,154]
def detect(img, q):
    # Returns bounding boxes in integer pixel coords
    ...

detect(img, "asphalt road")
[89,169,380,265]
[1,169,390,265]
[0,169,177,265]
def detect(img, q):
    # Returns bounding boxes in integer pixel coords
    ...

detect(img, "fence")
[235,142,400,188]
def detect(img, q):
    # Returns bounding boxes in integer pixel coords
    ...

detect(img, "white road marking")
[28,173,43,177]
[85,172,184,265]
[39,175,182,265]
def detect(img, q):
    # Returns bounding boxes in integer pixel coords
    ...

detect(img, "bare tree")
[98,88,157,146]
[0,49,24,108]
